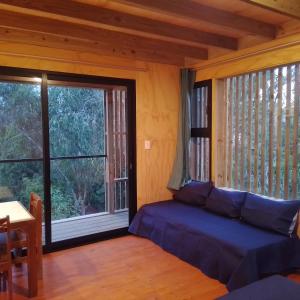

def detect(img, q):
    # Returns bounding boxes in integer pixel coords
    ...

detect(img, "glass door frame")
[0,66,137,252]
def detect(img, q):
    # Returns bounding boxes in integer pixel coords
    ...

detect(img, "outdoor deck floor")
[43,210,129,242]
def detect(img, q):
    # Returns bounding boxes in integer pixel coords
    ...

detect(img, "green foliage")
[19,174,44,207]
[50,187,77,220]
[0,161,43,206]
[0,81,107,220]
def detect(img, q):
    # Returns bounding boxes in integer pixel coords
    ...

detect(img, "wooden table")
[0,201,38,297]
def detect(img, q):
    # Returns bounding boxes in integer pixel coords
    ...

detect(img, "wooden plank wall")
[136,64,179,206]
[0,41,179,208]
[1,33,299,204]
[194,34,300,82]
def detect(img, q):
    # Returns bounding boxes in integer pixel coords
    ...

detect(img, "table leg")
[27,222,37,297]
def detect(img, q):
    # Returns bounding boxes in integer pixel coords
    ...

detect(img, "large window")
[0,80,44,205]
[0,67,136,249]
[48,85,106,221]
[224,63,300,199]
[189,80,212,182]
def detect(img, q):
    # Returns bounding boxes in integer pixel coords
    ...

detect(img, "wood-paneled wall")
[194,33,300,82]
[2,33,297,205]
[0,42,179,208]
[136,64,179,206]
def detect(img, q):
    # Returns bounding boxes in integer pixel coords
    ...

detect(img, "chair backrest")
[0,216,11,257]
[0,216,10,233]
[30,193,43,247]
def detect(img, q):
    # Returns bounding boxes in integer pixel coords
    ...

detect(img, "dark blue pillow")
[206,187,247,218]
[241,193,300,236]
[173,181,212,206]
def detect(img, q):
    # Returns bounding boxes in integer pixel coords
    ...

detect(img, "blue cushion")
[206,187,247,218]
[241,193,300,236]
[173,181,212,206]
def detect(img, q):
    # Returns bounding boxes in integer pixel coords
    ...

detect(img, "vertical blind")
[105,88,128,213]
[112,88,128,210]
[225,63,300,199]
[190,81,211,182]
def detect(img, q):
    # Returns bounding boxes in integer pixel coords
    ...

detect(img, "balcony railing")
[43,209,128,242]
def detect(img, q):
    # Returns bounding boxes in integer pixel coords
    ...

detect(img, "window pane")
[48,86,105,157]
[114,180,128,211]
[0,161,44,207]
[49,85,129,243]
[0,72,131,246]
[189,137,210,182]
[50,157,106,221]
[51,157,129,243]
[0,81,42,160]
[191,86,208,128]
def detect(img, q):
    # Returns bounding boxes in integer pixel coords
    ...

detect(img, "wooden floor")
[6,236,300,300]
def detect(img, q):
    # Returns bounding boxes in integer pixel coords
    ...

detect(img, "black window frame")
[190,79,212,182]
[0,66,137,252]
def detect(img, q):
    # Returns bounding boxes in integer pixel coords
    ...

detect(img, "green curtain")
[167,68,196,190]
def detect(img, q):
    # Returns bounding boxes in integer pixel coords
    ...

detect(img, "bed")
[217,275,300,300]
[129,200,300,291]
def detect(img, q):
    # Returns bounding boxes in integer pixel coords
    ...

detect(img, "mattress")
[129,200,300,291]
[217,275,300,300]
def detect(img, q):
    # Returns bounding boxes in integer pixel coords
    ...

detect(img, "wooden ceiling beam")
[112,0,277,38]
[0,27,185,66]
[0,0,238,50]
[242,0,300,20]
[0,10,208,61]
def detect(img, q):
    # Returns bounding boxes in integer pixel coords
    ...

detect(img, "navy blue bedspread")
[129,200,300,291]
[217,275,300,300]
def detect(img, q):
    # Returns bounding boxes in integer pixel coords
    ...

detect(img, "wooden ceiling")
[0,0,299,66]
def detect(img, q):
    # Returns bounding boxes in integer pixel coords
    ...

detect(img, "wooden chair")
[12,193,43,279]
[0,216,13,300]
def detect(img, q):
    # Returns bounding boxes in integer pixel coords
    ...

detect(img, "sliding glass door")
[0,79,44,207]
[48,83,130,242]
[0,68,136,250]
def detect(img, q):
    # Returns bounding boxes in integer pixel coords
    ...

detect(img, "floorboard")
[6,236,300,300]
